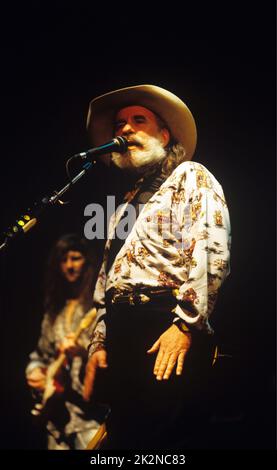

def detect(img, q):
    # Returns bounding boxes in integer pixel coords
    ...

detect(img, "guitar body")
[42,359,67,403]
[31,367,69,426]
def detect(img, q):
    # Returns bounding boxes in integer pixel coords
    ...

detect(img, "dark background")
[0,2,275,450]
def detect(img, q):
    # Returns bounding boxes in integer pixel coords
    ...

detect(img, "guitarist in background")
[26,234,104,450]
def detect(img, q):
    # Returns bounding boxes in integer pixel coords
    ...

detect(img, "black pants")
[101,303,215,449]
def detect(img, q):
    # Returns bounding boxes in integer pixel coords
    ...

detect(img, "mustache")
[126,136,144,147]
[66,268,80,274]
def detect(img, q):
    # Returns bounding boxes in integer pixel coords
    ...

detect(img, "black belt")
[105,287,179,307]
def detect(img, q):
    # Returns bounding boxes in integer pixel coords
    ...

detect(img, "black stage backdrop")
[0,2,275,451]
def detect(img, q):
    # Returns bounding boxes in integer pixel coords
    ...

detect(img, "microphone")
[74,136,129,160]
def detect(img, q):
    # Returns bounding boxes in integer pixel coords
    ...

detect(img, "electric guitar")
[31,307,97,419]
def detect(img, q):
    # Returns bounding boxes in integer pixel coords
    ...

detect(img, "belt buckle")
[111,293,122,304]
[128,293,150,305]
[129,294,135,306]
[111,291,151,306]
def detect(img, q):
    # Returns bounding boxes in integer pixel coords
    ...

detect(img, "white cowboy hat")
[86,84,197,163]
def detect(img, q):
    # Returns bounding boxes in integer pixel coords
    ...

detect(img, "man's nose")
[65,260,74,269]
[121,122,135,136]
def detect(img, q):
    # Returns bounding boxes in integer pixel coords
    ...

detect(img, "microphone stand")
[0,160,95,252]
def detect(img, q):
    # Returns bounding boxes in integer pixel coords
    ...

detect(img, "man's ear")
[161,128,170,147]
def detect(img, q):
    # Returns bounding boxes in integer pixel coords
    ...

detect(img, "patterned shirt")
[89,161,231,354]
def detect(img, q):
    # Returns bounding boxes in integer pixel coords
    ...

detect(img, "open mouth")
[127,140,143,148]
[66,271,79,278]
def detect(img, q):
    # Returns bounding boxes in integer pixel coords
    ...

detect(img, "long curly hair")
[44,234,97,321]
[161,142,188,177]
[155,113,189,177]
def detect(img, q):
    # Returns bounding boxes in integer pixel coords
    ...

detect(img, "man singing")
[83,85,231,449]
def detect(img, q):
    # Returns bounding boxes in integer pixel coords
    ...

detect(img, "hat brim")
[86,85,197,165]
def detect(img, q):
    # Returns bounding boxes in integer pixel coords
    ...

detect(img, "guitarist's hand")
[83,349,108,402]
[58,332,80,357]
[27,367,47,391]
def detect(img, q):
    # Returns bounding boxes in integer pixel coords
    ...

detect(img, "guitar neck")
[48,308,97,378]
[72,324,84,343]
[47,328,82,379]
[48,352,67,378]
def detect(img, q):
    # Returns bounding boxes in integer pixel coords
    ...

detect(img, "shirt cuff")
[173,304,201,325]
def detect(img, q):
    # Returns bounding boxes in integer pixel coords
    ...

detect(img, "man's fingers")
[153,348,164,375]
[148,325,191,381]
[147,338,160,354]
[83,351,108,401]
[162,353,178,380]
[98,356,108,368]
[83,362,97,401]
[176,351,186,375]
[61,338,76,352]
[83,374,95,401]
[156,353,172,381]
[96,349,108,368]
[83,383,92,402]
[65,332,75,340]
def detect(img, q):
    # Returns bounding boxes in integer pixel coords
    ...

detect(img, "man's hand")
[147,324,191,380]
[26,367,47,390]
[83,349,108,401]
[58,332,79,356]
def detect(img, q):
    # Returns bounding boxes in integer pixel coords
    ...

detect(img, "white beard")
[111,134,167,174]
